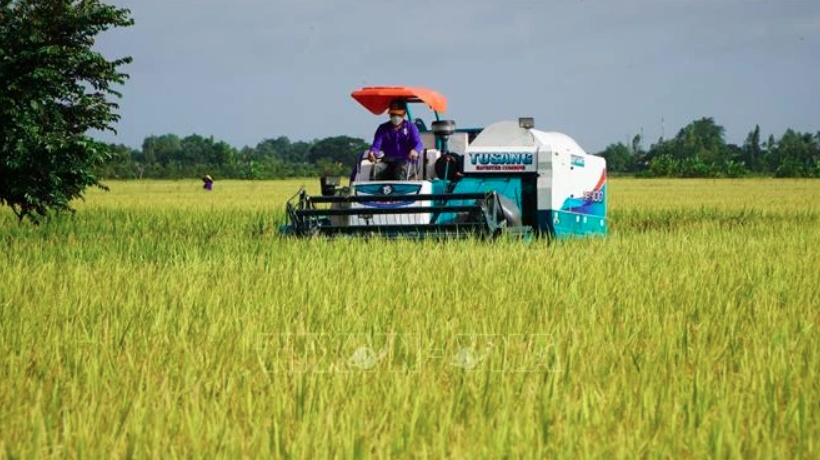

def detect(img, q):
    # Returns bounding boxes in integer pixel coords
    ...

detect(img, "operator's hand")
[409,149,419,161]
[366,150,376,163]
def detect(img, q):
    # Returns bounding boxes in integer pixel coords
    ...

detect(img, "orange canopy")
[351,86,447,115]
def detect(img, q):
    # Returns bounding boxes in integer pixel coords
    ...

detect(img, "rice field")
[1,178,818,459]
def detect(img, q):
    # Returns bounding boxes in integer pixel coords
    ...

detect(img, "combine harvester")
[281,86,606,239]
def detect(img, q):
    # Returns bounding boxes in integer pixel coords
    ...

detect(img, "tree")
[142,134,182,165]
[598,143,634,173]
[306,135,369,168]
[180,134,211,164]
[93,143,139,179]
[674,117,727,163]
[640,118,751,178]
[631,133,643,158]
[0,0,133,222]
[742,124,765,173]
[255,136,292,163]
[772,129,820,177]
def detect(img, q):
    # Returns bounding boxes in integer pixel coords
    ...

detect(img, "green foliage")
[646,154,676,177]
[255,136,311,164]
[634,118,819,178]
[0,0,133,222]
[676,117,726,161]
[742,124,765,172]
[770,129,820,178]
[98,132,369,180]
[598,142,636,173]
[306,135,369,168]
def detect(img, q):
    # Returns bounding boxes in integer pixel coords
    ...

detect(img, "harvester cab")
[281,86,607,239]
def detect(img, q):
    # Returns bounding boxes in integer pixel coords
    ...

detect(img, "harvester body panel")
[463,121,608,238]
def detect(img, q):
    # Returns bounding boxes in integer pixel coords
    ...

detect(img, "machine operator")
[362,100,423,181]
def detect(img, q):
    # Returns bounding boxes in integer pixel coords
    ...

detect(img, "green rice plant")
[0,178,817,459]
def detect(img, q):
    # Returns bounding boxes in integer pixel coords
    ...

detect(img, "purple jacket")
[370,120,423,161]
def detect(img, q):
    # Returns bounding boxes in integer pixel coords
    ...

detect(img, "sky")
[93,0,820,153]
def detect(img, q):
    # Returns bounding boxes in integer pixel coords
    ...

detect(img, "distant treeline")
[95,117,820,180]
[601,118,820,178]
[96,134,368,180]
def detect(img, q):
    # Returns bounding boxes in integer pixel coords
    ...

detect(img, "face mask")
[390,115,403,126]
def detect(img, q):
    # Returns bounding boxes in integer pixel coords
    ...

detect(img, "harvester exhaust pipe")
[431,120,455,153]
[431,120,460,182]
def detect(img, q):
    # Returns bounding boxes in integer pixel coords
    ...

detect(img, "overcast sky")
[94,0,820,153]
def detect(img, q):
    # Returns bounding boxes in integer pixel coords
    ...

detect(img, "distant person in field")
[201,174,214,190]
[363,100,423,181]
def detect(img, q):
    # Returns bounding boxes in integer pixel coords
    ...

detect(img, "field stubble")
[0,178,818,458]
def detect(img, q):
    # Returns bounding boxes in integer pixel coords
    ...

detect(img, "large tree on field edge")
[0,0,133,223]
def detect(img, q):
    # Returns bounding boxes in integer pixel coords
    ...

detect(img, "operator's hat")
[387,100,407,115]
